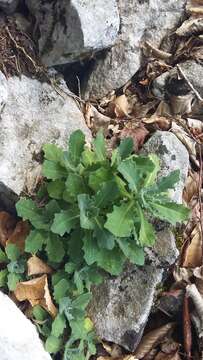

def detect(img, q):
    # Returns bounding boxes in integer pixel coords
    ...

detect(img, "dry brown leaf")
[143,349,158,360]
[142,41,172,60]
[182,224,202,268]
[27,255,53,276]
[97,356,137,360]
[113,95,130,118]
[176,18,203,37]
[84,103,111,134]
[171,122,197,157]
[133,323,175,359]
[7,220,30,251]
[186,0,203,17]
[154,351,181,360]
[183,171,199,204]
[161,339,179,354]
[143,116,171,131]
[102,342,123,358]
[25,164,43,196]
[15,275,57,318]
[0,211,16,247]
[120,125,149,152]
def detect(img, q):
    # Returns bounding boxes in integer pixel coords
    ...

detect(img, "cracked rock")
[85,0,186,99]
[25,0,120,67]
[88,265,163,352]
[0,70,91,210]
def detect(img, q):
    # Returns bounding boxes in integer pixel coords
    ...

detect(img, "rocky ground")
[0,0,203,360]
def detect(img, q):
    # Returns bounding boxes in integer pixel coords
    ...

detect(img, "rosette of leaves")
[15,130,189,359]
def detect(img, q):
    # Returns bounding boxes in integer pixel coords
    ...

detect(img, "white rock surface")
[0,291,51,360]
[142,131,189,204]
[25,0,120,67]
[0,0,19,13]
[89,265,163,351]
[85,0,186,99]
[0,71,91,208]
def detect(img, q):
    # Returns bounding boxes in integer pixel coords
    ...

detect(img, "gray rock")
[25,0,120,67]
[142,131,189,204]
[88,265,163,352]
[0,71,91,204]
[0,0,19,13]
[85,0,186,99]
[0,291,51,360]
[146,228,179,268]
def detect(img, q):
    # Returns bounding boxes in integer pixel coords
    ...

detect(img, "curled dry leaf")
[143,349,158,360]
[143,116,171,131]
[182,224,202,268]
[176,18,203,37]
[7,220,30,251]
[102,342,123,358]
[186,0,203,17]
[112,94,130,118]
[183,171,199,204]
[142,41,172,60]
[0,211,16,247]
[120,125,149,152]
[15,274,57,318]
[133,323,175,359]
[84,103,111,134]
[161,339,180,354]
[97,356,137,360]
[171,122,197,157]
[187,284,203,325]
[27,255,53,276]
[154,351,181,360]
[25,164,43,196]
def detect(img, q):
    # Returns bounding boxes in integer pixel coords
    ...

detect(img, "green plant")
[4,130,190,359]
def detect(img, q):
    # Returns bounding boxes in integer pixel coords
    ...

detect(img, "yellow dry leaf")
[15,275,57,318]
[27,255,53,276]
[113,95,130,118]
[143,116,171,131]
[7,220,30,251]
[182,225,202,268]
[102,342,122,358]
[183,171,199,204]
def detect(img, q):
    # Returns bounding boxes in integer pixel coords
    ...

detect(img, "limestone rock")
[146,228,179,268]
[25,0,120,67]
[88,265,163,352]
[85,0,186,99]
[142,131,189,204]
[0,291,51,360]
[0,0,19,13]
[0,71,91,209]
